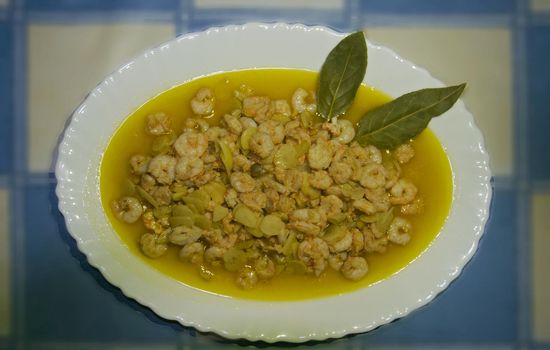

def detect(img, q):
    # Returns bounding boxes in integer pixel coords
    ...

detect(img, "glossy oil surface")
[100,69,453,300]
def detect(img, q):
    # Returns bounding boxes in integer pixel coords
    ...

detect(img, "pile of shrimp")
[111,86,423,289]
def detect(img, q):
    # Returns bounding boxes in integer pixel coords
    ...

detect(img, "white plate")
[55,23,492,343]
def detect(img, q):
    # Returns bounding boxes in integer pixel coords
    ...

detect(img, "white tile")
[194,0,343,10]
[366,28,513,176]
[532,193,550,341]
[27,23,175,172]
[0,190,10,336]
[531,0,550,12]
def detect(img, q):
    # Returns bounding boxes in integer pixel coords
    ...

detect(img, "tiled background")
[0,0,548,349]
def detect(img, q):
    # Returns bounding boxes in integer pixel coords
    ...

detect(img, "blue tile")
[23,184,182,342]
[351,189,518,344]
[26,0,177,11]
[0,21,13,176]
[360,0,515,14]
[527,26,550,182]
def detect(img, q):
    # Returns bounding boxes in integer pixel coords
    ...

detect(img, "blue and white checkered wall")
[0,0,549,349]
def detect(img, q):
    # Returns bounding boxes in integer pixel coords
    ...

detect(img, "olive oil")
[100,69,453,300]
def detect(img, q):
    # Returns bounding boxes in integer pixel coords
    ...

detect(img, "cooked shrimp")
[353,198,377,215]
[291,88,316,114]
[272,99,292,117]
[321,121,341,136]
[309,170,333,190]
[329,230,353,253]
[351,228,365,255]
[254,255,276,279]
[239,116,257,129]
[230,172,256,192]
[190,87,214,116]
[140,230,169,258]
[242,96,272,122]
[199,119,211,132]
[204,246,225,266]
[308,139,333,170]
[288,208,326,235]
[142,210,164,234]
[328,162,352,184]
[191,170,217,187]
[341,257,368,281]
[394,143,415,164]
[335,119,355,144]
[365,188,391,212]
[344,144,365,162]
[111,196,143,223]
[169,226,202,246]
[175,157,204,181]
[264,188,280,212]
[173,131,208,158]
[258,120,284,144]
[148,155,176,185]
[285,126,311,145]
[320,195,343,218]
[179,242,204,264]
[274,168,304,193]
[388,217,411,245]
[205,126,228,141]
[401,197,424,215]
[289,208,327,228]
[151,186,171,206]
[140,174,156,192]
[129,154,150,175]
[222,214,237,235]
[363,226,388,253]
[239,191,267,212]
[365,145,383,164]
[236,266,258,289]
[297,238,330,276]
[146,112,172,135]
[249,131,274,158]
[276,196,297,214]
[328,252,347,271]
[359,163,386,189]
[233,154,253,172]
[224,188,239,207]
[223,113,243,135]
[384,160,401,189]
[389,179,418,205]
[288,221,321,236]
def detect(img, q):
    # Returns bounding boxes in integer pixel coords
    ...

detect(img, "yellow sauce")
[100,69,453,301]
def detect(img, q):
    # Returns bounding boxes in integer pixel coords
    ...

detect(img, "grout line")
[514,0,532,348]
[529,13,550,25]
[347,0,359,31]
[11,1,26,347]
[179,0,191,34]
[531,180,550,192]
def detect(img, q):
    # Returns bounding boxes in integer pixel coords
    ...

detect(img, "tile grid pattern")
[0,0,549,348]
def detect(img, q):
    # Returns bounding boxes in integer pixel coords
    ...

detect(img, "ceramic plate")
[55,23,492,343]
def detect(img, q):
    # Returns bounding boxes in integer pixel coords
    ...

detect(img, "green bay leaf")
[317,31,368,120]
[355,83,466,149]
